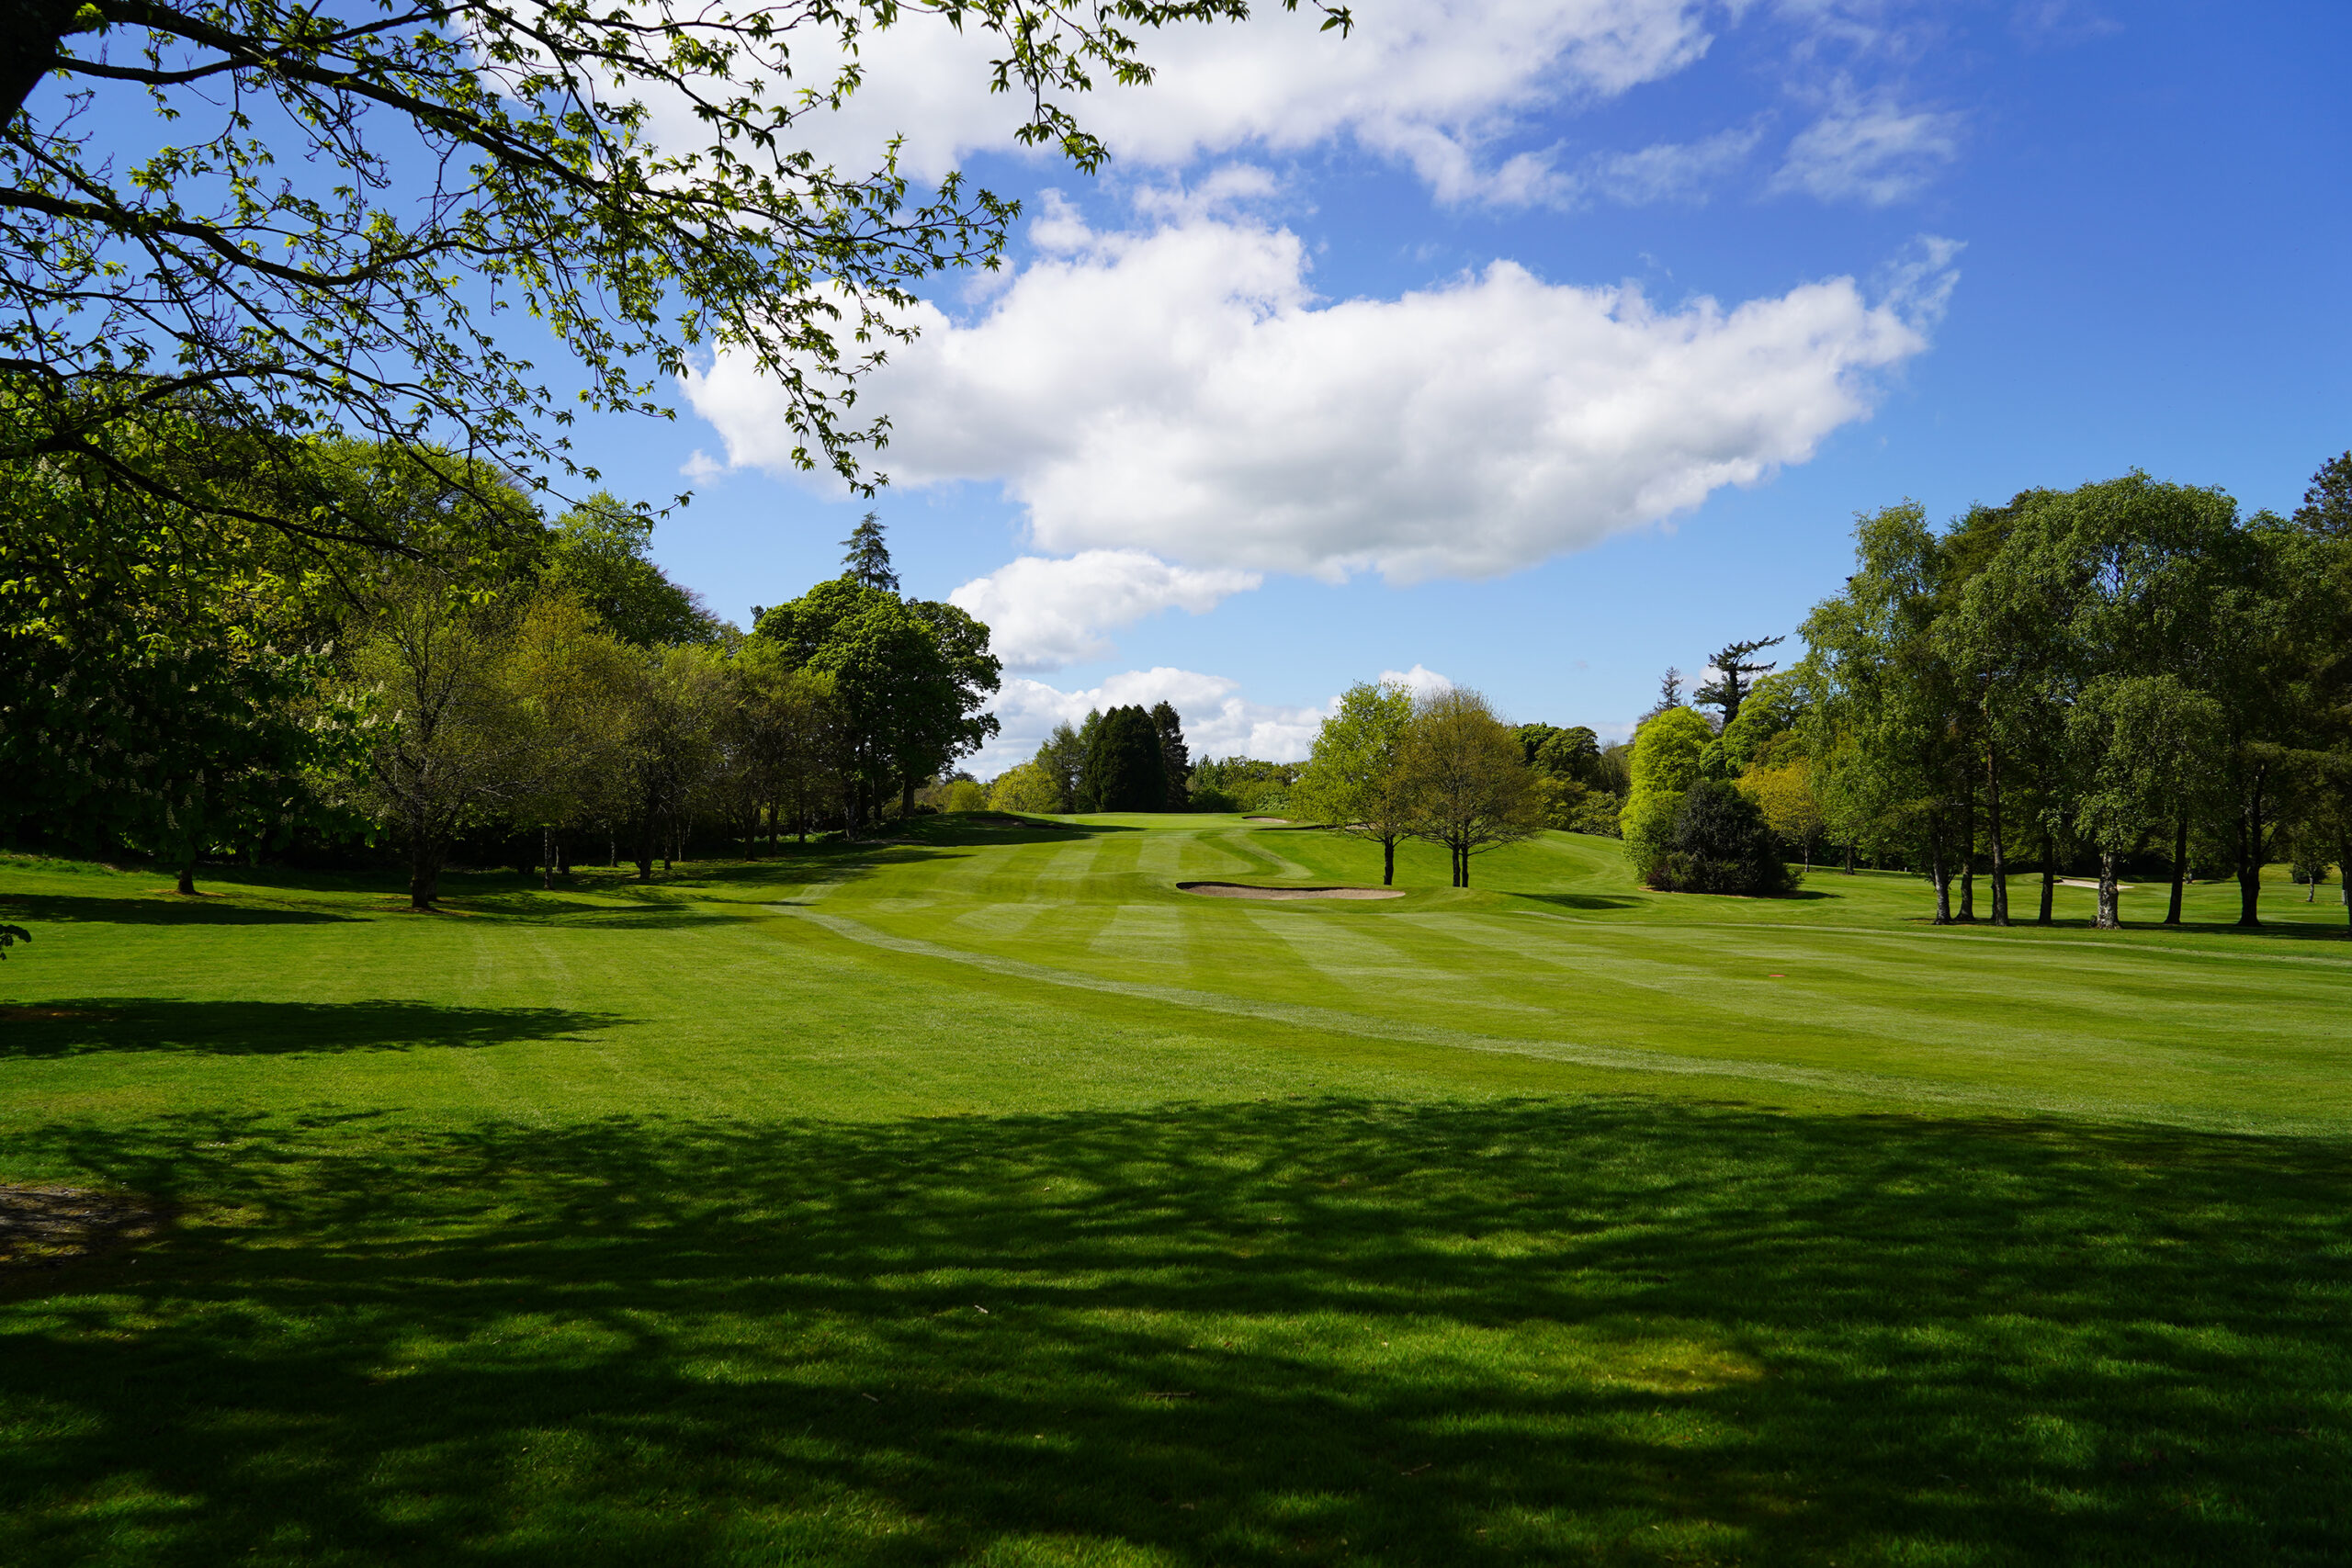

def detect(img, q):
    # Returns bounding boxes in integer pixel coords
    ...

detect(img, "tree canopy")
[5,0,1351,549]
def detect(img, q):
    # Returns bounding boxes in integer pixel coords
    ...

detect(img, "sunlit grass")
[2,818,2346,1565]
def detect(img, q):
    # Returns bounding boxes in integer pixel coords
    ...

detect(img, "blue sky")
[569,0,2346,772]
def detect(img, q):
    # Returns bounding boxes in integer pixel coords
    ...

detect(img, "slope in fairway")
[2,819,2347,1567]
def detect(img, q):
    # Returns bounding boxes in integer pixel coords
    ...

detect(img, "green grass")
[2,818,2347,1565]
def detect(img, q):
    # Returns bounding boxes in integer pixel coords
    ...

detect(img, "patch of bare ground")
[0,1185,164,1280]
[1178,882,1404,901]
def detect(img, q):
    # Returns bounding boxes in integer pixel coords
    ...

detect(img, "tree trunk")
[2237,763,2266,928]
[2165,807,2188,926]
[2340,834,2351,934]
[1458,842,1470,888]
[1929,817,1951,925]
[901,775,918,821]
[2096,850,2120,930]
[175,855,198,897]
[1984,739,2008,926]
[1844,840,1857,875]
[2039,828,2056,924]
[1382,837,1396,886]
[542,825,555,891]
[769,799,780,855]
[1958,773,1976,921]
[408,825,440,911]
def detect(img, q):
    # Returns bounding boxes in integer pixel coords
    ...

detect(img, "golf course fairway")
[2,816,2346,1565]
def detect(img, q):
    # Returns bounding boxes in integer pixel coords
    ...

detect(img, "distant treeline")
[1,435,1000,908]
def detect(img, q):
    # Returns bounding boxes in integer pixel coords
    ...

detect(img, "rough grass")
[1,818,2346,1566]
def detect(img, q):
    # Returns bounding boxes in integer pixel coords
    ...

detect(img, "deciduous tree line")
[1,446,1000,908]
[1619,460,2352,928]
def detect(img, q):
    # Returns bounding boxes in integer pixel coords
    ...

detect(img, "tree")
[5,0,1350,549]
[1396,686,1541,888]
[2069,675,2223,928]
[1034,722,1087,813]
[1740,759,1825,867]
[1292,680,1415,884]
[753,576,1000,824]
[1619,705,1713,887]
[1802,502,1974,922]
[345,570,536,909]
[1638,668,1686,723]
[1151,702,1192,808]
[1083,705,1168,812]
[1695,636,1786,728]
[988,762,1064,815]
[1516,723,1605,787]
[840,514,901,594]
[2294,451,2352,539]
[0,434,357,880]
[1657,780,1797,896]
[490,590,640,887]
[546,496,719,649]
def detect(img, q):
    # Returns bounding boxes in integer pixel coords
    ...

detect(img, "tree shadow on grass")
[1512,892,1646,912]
[0,1104,2342,1568]
[2,1100,2346,1565]
[0,999,618,1057]
[0,893,357,926]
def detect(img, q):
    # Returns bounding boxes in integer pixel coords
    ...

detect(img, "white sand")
[1242,816,1292,824]
[2056,878,2139,891]
[1178,881,1404,901]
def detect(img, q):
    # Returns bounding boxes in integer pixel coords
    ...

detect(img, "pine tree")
[840,513,900,593]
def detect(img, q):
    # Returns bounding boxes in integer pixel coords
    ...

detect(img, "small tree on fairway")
[1396,687,1542,887]
[1293,680,1416,884]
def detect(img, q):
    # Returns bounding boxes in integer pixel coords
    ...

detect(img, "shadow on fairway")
[1513,892,1646,912]
[0,998,618,1058]
[0,893,357,926]
[4,1100,2346,1565]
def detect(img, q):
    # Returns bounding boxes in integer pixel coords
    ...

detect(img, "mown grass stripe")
[772,906,2333,1134]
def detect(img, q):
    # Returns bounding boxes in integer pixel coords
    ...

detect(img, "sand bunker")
[1243,816,1292,824]
[2056,877,2139,891]
[1178,881,1404,901]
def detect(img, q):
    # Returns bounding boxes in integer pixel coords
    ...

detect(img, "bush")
[1620,707,1713,882]
[1656,779,1799,896]
[1187,784,1240,813]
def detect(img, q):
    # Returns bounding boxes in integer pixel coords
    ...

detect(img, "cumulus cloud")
[1380,664,1456,698]
[646,0,1715,204]
[979,669,1334,774]
[685,201,1956,583]
[1770,86,1962,204]
[948,550,1262,671]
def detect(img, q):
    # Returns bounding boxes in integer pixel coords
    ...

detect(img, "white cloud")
[1487,123,1762,209]
[686,201,1955,583]
[1770,86,1962,204]
[679,449,725,484]
[1379,664,1456,698]
[654,0,1715,204]
[948,550,1262,671]
[979,669,1333,774]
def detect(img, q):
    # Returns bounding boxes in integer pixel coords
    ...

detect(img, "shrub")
[1657,779,1798,896]
[1620,707,1713,883]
